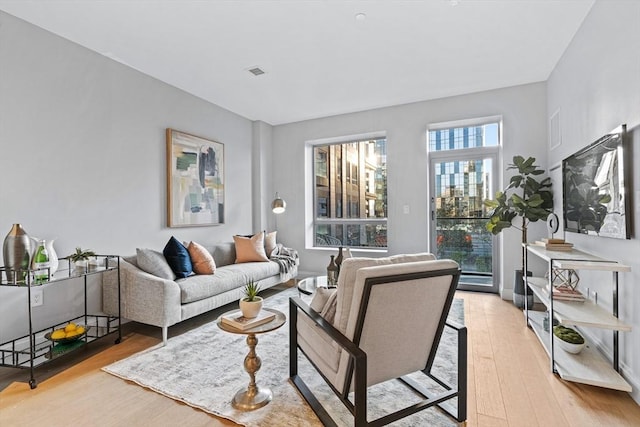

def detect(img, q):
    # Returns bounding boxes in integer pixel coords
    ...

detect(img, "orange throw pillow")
[234,232,269,263]
[187,241,216,274]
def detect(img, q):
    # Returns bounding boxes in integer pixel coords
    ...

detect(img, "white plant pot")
[239,297,263,318]
[555,336,586,354]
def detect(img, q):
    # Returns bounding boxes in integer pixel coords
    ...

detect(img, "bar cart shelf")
[0,255,121,389]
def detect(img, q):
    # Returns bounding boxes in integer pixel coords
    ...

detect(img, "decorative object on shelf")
[30,237,58,275]
[335,246,344,273]
[67,247,97,274]
[239,280,263,318]
[549,268,580,290]
[326,255,338,287]
[484,156,554,308]
[167,128,225,227]
[534,238,574,251]
[31,240,50,284]
[3,223,32,284]
[543,312,559,332]
[45,323,89,344]
[553,325,586,354]
[271,192,286,214]
[547,212,560,237]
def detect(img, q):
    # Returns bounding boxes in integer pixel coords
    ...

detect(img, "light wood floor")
[2,288,639,426]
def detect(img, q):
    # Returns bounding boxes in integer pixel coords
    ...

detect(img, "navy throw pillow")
[163,236,193,278]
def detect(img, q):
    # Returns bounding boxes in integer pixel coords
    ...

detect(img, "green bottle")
[33,240,50,284]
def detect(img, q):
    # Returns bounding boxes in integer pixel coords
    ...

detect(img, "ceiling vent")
[248,67,265,76]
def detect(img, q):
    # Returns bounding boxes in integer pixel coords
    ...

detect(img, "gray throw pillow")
[136,248,176,280]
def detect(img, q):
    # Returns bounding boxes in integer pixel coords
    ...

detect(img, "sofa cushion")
[177,261,280,304]
[136,248,175,280]
[210,242,236,267]
[234,232,269,263]
[163,236,193,279]
[264,231,277,256]
[187,241,216,275]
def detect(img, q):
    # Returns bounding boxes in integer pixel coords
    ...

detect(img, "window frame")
[305,131,388,251]
[427,116,502,293]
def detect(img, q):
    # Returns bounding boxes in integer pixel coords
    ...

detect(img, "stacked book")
[220,310,275,330]
[534,238,574,251]
[545,284,585,302]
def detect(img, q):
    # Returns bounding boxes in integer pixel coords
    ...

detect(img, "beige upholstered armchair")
[289,254,466,426]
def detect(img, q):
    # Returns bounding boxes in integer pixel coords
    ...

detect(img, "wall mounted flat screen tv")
[562,124,629,239]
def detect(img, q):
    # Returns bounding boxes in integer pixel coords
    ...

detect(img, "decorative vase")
[240,297,263,318]
[30,237,58,275]
[327,255,338,287]
[335,247,344,273]
[3,224,32,284]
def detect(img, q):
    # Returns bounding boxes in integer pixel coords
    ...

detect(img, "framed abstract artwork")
[166,129,224,227]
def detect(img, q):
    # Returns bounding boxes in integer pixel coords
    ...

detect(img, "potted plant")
[553,325,586,354]
[67,247,97,274]
[484,156,553,307]
[239,280,263,318]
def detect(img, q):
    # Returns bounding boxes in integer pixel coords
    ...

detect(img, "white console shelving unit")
[524,244,631,392]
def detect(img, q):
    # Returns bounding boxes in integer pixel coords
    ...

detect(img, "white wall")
[0,12,255,339]
[546,0,640,401]
[272,82,549,295]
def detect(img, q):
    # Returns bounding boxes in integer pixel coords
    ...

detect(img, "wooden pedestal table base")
[216,308,286,411]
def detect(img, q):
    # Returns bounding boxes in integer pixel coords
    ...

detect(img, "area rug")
[103,287,464,426]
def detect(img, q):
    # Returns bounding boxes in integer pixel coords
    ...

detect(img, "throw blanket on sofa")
[270,244,299,278]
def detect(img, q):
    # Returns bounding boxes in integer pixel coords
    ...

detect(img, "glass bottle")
[335,246,344,274]
[32,240,50,284]
[327,255,339,287]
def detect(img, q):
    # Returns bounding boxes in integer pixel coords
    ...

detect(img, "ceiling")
[0,0,595,125]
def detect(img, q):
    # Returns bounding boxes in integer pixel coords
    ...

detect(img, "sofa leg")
[162,326,168,346]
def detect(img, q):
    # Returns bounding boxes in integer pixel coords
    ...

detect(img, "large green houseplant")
[484,156,553,307]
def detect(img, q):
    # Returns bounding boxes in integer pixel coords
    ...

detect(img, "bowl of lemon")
[45,322,89,344]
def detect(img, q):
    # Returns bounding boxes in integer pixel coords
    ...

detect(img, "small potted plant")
[553,325,586,354]
[67,247,97,274]
[239,280,262,318]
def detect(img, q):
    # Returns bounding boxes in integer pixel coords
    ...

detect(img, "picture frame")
[166,128,224,227]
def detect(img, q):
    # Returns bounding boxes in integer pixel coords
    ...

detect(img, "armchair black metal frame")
[289,267,467,427]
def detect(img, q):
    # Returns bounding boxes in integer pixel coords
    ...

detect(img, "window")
[428,119,500,292]
[313,137,387,248]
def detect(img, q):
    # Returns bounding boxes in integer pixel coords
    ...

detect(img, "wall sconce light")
[271,192,286,214]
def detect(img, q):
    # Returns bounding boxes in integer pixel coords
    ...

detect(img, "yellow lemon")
[66,328,84,338]
[51,329,66,340]
[64,323,77,333]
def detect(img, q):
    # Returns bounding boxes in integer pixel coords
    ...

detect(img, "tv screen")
[562,125,629,239]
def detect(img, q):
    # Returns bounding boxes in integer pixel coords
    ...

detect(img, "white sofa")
[102,241,298,344]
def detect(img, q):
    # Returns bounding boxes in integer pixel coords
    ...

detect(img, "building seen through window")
[314,138,387,248]
[429,122,498,279]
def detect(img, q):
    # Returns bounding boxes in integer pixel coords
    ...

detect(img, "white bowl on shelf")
[555,336,586,354]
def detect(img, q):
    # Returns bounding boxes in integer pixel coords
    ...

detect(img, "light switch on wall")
[403,205,410,214]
